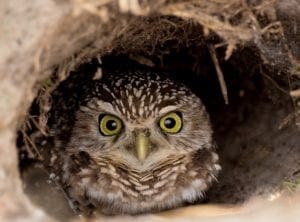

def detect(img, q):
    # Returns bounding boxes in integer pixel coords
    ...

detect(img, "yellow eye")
[159,112,182,134]
[99,114,123,136]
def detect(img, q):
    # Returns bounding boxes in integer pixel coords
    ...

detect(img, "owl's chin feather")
[62,149,220,215]
[82,179,207,215]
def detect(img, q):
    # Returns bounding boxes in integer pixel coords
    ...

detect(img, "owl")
[45,60,221,216]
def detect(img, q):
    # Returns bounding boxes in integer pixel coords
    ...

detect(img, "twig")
[278,112,296,130]
[208,44,229,105]
[21,130,43,160]
[261,72,289,95]
[160,3,253,42]
[28,115,48,136]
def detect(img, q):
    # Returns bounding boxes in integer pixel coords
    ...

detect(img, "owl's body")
[46,61,220,215]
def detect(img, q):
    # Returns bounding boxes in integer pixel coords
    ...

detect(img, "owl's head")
[60,68,220,215]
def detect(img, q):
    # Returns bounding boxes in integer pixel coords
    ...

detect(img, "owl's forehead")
[92,71,192,121]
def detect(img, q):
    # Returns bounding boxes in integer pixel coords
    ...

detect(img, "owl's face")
[60,70,220,215]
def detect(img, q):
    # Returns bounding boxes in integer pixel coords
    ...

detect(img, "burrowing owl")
[46,60,220,216]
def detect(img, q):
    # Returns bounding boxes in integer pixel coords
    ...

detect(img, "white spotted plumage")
[47,65,221,216]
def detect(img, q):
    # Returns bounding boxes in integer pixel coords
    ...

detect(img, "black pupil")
[164,118,176,129]
[106,120,118,131]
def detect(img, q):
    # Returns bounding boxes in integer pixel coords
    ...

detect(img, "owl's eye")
[159,112,182,134]
[99,114,123,136]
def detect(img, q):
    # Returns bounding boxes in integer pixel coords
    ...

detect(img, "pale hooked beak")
[135,132,149,162]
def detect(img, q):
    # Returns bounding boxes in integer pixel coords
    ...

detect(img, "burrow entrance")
[17,14,300,221]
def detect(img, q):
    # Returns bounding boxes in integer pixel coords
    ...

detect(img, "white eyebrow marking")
[94,100,122,117]
[158,105,178,115]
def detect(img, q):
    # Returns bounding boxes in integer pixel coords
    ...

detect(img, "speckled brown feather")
[44,60,221,216]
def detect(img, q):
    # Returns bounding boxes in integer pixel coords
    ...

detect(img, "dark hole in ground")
[18,45,300,220]
[151,46,300,204]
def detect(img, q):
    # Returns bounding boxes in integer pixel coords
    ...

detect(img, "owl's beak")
[135,132,149,162]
